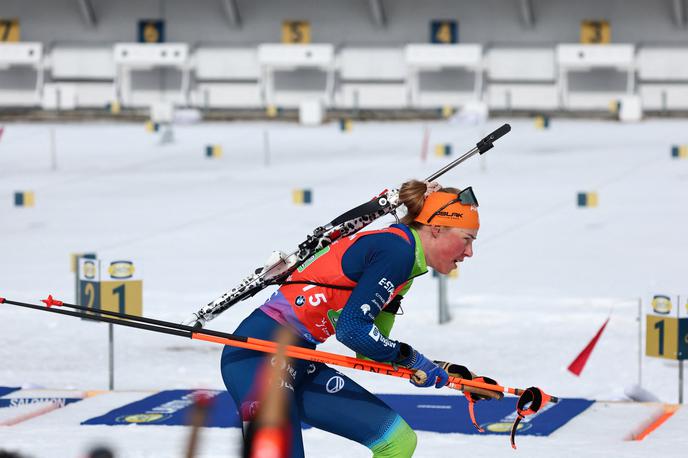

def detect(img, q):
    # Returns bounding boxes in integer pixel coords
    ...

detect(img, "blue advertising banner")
[83,390,592,437]
[82,390,240,427]
[0,387,20,398]
[381,394,593,436]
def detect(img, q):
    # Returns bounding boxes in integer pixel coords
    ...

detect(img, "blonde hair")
[399,179,461,228]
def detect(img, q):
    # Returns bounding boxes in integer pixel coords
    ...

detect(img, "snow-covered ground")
[1,118,687,457]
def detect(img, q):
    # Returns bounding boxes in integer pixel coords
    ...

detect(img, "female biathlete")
[221,179,498,457]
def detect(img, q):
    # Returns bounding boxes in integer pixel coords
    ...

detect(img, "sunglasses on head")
[426,187,479,224]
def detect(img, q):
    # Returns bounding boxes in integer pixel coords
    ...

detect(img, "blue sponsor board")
[83,390,592,436]
[380,394,593,436]
[0,387,20,398]
[82,390,241,427]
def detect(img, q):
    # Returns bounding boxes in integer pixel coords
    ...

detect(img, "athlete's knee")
[370,417,417,458]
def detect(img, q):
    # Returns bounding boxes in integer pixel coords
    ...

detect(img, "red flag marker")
[568,317,610,376]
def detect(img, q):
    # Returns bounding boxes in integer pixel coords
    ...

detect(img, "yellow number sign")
[0,18,20,42]
[138,19,164,43]
[143,23,160,43]
[646,315,679,359]
[435,22,452,44]
[282,21,310,44]
[430,20,458,44]
[580,20,611,44]
[100,280,143,316]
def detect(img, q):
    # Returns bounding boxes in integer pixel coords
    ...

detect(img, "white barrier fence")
[1,42,688,113]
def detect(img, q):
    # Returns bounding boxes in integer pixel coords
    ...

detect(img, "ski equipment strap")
[464,376,500,432]
[510,386,552,449]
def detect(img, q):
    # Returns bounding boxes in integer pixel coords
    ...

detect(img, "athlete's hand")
[435,360,503,400]
[396,344,448,388]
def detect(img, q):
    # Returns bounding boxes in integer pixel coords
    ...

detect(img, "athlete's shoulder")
[363,228,415,265]
[341,227,415,282]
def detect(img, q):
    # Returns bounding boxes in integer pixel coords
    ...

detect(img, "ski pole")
[1,295,555,401]
[193,331,550,400]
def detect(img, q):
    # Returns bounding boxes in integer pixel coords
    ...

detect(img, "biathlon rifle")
[184,124,511,328]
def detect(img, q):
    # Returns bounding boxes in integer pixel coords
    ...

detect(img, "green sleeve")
[397,278,414,297]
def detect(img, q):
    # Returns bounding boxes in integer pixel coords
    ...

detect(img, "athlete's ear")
[431,226,442,238]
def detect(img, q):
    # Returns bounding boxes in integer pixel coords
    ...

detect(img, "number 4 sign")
[430,20,458,44]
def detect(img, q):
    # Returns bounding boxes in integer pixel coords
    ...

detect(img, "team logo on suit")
[326,375,345,393]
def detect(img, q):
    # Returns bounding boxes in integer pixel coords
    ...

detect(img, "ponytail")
[399,180,462,227]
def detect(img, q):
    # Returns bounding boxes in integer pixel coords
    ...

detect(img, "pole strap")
[509,386,553,449]
[463,375,501,433]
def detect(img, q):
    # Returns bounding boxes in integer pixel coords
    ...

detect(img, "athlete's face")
[429,227,477,274]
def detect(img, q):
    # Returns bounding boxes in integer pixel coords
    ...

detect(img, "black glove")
[434,361,503,401]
